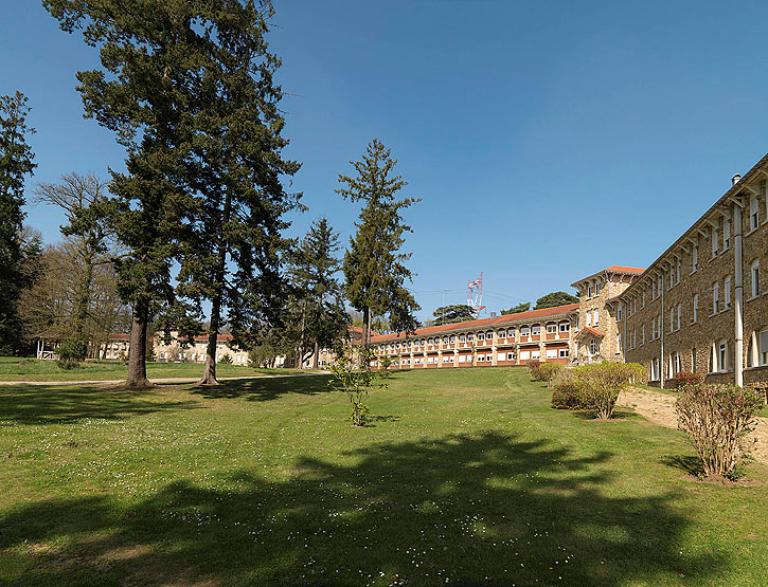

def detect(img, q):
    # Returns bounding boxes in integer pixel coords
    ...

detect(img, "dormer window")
[711,225,719,257]
[723,218,731,250]
[749,195,759,231]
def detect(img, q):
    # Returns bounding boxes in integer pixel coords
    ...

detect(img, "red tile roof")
[571,265,645,287]
[370,303,579,343]
[575,326,605,339]
[107,333,131,341]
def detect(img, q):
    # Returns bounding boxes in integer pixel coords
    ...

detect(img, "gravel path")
[618,387,768,465]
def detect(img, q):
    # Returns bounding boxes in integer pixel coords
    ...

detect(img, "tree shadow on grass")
[192,374,334,402]
[661,455,704,478]
[0,431,723,586]
[0,385,200,426]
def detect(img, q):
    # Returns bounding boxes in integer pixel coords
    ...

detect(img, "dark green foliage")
[535,291,579,309]
[551,371,584,409]
[671,371,703,389]
[501,302,530,315]
[432,304,477,326]
[339,139,420,344]
[218,353,233,365]
[284,218,348,367]
[0,91,37,354]
[56,338,88,370]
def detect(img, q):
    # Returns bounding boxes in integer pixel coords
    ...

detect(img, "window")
[587,284,593,298]
[616,304,623,321]
[449,335,456,344]
[477,355,485,362]
[485,353,493,361]
[586,312,592,327]
[617,333,622,351]
[589,340,598,355]
[520,326,530,336]
[546,349,557,359]
[640,324,645,345]
[641,290,646,308]
[751,260,761,298]
[676,304,682,331]
[508,328,516,337]
[675,257,682,284]
[723,218,731,250]
[670,307,675,332]
[592,309,599,326]
[669,351,681,377]
[442,336,448,344]
[497,329,506,339]
[520,350,530,360]
[427,338,433,345]
[498,352,507,362]
[691,244,699,273]
[558,348,569,358]
[724,276,732,309]
[715,340,729,372]
[531,325,541,335]
[459,334,466,342]
[485,331,493,340]
[559,322,570,332]
[546,323,557,334]
[650,357,660,381]
[531,350,540,359]
[748,329,768,367]
[507,352,516,361]
[692,293,699,322]
[477,332,485,341]
[712,282,720,313]
[749,195,759,231]
[711,225,719,257]
[467,333,474,341]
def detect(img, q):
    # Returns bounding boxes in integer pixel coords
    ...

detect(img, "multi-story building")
[618,153,768,387]
[370,304,578,369]
[101,331,260,366]
[570,266,645,364]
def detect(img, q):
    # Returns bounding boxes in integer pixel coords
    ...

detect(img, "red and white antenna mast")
[467,272,486,314]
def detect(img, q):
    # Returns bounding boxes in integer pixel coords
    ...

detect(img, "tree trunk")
[73,247,95,345]
[312,340,319,369]
[198,292,222,385]
[126,302,150,388]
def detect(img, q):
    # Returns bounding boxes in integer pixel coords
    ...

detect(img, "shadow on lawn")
[192,373,334,402]
[0,386,199,425]
[0,431,722,586]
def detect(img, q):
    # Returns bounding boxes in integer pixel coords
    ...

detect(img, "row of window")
[624,186,767,315]
[647,330,768,380]
[377,348,571,365]
[375,322,571,352]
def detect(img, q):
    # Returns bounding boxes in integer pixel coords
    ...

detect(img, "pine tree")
[0,91,37,354]
[338,139,420,348]
[286,218,348,368]
[44,1,237,386]
[432,304,477,325]
[173,0,301,385]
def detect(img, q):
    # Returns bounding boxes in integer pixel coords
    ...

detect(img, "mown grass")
[1,368,767,586]
[0,356,304,382]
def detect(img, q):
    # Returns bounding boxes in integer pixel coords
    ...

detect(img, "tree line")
[0,0,419,387]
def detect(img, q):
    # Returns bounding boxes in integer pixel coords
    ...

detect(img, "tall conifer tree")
[0,91,37,354]
[338,139,420,347]
[173,0,301,385]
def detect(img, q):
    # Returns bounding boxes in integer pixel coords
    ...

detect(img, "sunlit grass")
[1,368,766,585]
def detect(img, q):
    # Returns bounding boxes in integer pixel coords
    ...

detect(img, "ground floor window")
[531,350,541,359]
[485,353,493,362]
[497,352,506,362]
[650,357,660,381]
[748,329,768,368]
[507,352,516,360]
[546,349,556,358]
[558,349,569,358]
[669,351,681,377]
[520,351,530,360]
[588,340,598,355]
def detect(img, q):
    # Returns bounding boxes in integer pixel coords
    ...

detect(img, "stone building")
[370,304,578,369]
[570,266,645,364]
[617,153,768,386]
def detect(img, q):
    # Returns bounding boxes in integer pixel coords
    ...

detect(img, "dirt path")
[618,387,768,465]
[0,372,329,387]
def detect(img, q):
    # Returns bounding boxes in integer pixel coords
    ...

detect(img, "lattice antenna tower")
[467,273,486,314]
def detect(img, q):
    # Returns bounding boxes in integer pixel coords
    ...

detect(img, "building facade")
[617,154,768,387]
[370,304,578,369]
[570,266,645,364]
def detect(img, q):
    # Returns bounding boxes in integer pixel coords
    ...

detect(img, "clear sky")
[3,0,768,322]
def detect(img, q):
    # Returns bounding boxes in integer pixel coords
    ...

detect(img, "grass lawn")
[0,356,303,382]
[1,368,767,586]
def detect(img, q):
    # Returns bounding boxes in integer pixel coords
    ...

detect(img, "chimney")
[732,173,742,185]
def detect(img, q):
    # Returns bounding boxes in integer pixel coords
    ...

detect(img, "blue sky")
[3,1,768,322]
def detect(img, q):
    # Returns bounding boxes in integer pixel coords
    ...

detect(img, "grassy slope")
[0,368,766,586]
[0,356,302,382]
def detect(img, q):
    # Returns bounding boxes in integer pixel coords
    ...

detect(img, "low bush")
[56,338,87,370]
[671,370,702,389]
[527,360,542,380]
[550,369,583,409]
[218,353,233,365]
[676,383,760,480]
[537,362,563,382]
[566,362,646,419]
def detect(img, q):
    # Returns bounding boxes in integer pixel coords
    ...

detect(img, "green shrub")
[218,353,233,365]
[329,346,387,427]
[676,383,760,480]
[550,369,583,409]
[537,362,563,382]
[671,370,702,389]
[570,362,646,419]
[56,338,87,370]
[527,360,542,380]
